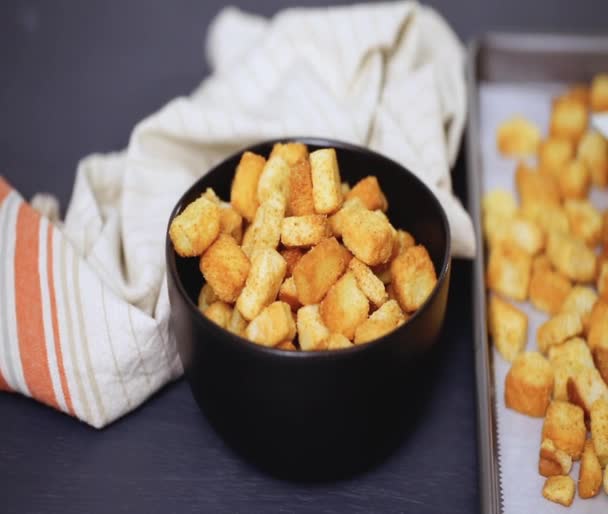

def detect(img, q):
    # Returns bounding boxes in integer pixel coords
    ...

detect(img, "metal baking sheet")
[466,33,608,514]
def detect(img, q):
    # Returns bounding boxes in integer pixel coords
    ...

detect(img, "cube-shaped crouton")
[320,272,369,340]
[292,237,350,305]
[231,151,266,222]
[482,212,509,249]
[529,269,572,315]
[219,203,243,243]
[591,73,608,112]
[236,249,286,321]
[353,299,406,344]
[342,208,394,266]
[520,202,570,235]
[395,230,416,254]
[578,130,608,187]
[169,196,220,257]
[203,301,232,329]
[598,260,608,301]
[537,312,583,354]
[488,296,528,362]
[539,438,572,477]
[550,97,588,143]
[269,142,308,167]
[391,245,438,312]
[564,199,603,247]
[482,189,518,219]
[542,476,575,507]
[257,154,290,204]
[326,333,353,350]
[505,352,553,417]
[591,398,608,468]
[346,176,388,212]
[490,217,544,255]
[296,304,330,351]
[542,400,586,459]
[245,302,296,347]
[200,234,250,303]
[496,115,541,157]
[560,286,598,330]
[280,214,329,247]
[278,277,300,312]
[201,187,221,204]
[242,190,286,256]
[486,245,532,302]
[558,160,591,199]
[280,247,303,277]
[227,307,247,336]
[348,257,388,307]
[516,163,561,207]
[286,157,315,216]
[548,337,594,401]
[579,440,603,498]
[547,230,597,283]
[328,197,365,237]
[309,148,342,214]
[539,137,574,177]
[198,283,218,313]
[567,367,608,417]
[276,340,297,351]
[532,254,553,274]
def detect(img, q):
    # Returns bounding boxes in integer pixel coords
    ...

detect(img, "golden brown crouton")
[278,277,300,312]
[588,300,608,335]
[529,268,572,315]
[348,257,388,308]
[230,151,265,222]
[516,163,561,207]
[219,202,243,243]
[292,237,350,305]
[391,245,438,312]
[539,137,574,177]
[591,73,608,112]
[546,230,597,283]
[560,286,598,331]
[328,197,365,237]
[558,159,591,199]
[198,283,218,313]
[269,142,308,167]
[591,398,608,468]
[227,307,247,336]
[296,304,330,351]
[309,148,342,214]
[598,260,608,301]
[564,199,603,247]
[203,301,232,329]
[245,301,296,347]
[320,272,369,340]
[486,245,532,302]
[326,333,353,350]
[489,217,544,255]
[567,368,608,418]
[537,312,583,354]
[505,352,553,417]
[201,187,221,204]
[550,97,588,143]
[539,438,573,477]
[532,254,553,274]
[236,248,286,321]
[579,440,602,498]
[549,337,594,401]
[543,400,586,459]
[488,296,528,362]
[341,207,394,266]
[276,341,297,351]
[520,202,570,235]
[280,247,303,278]
[286,157,315,216]
[242,190,286,256]
[200,234,250,303]
[578,130,608,187]
[395,230,416,254]
[346,176,388,212]
[280,214,329,247]
[257,154,290,204]
[169,196,221,257]
[497,115,541,157]
[353,299,406,344]
[542,475,575,507]
[482,189,518,219]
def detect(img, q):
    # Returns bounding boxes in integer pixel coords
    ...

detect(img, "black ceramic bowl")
[166,138,451,478]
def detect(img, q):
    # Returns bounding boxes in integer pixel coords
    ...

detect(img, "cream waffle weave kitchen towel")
[0,2,475,427]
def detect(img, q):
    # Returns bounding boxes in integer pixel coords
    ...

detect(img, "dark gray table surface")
[1,1,605,513]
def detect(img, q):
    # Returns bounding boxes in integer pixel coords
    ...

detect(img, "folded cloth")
[0,1,475,427]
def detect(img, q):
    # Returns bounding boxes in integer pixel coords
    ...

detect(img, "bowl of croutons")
[166,138,451,476]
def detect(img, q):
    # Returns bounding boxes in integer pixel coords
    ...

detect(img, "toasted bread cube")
[200,234,250,303]
[542,476,575,507]
[280,214,329,247]
[391,245,438,312]
[292,237,350,305]
[198,283,218,313]
[482,211,510,249]
[326,333,353,350]
[276,340,297,351]
[560,286,598,332]
[520,202,570,235]
[341,208,394,266]
[395,230,416,253]
[505,352,553,417]
[591,73,608,112]
[348,257,388,307]
[495,217,544,255]
[567,368,608,418]
[547,231,597,283]
[539,438,573,476]
[543,400,586,459]
[591,398,608,468]
[598,260,608,301]
[269,142,308,167]
[227,307,247,336]
[497,115,541,157]
[328,197,365,237]
[309,148,342,214]
[218,202,243,243]
[558,159,591,199]
[579,440,603,498]
[202,187,221,204]
[257,154,290,204]
[539,138,574,177]
[278,277,300,312]
[354,299,406,344]
[243,190,286,256]
[482,189,518,219]
[236,249,286,321]
[564,199,603,247]
[203,301,232,328]
[532,254,553,274]
[589,300,608,335]
[550,97,588,143]
[346,176,388,212]
[280,247,303,278]
[245,301,296,347]
[486,245,532,301]
[538,312,583,354]
[286,157,315,216]
[549,337,595,401]
[516,163,561,207]
[488,296,528,362]
[320,272,369,340]
[169,196,220,257]
[578,130,608,187]
[296,304,330,351]
[529,269,572,315]
[231,151,265,222]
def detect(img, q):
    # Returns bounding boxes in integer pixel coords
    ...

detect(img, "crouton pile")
[486,74,608,507]
[170,142,438,351]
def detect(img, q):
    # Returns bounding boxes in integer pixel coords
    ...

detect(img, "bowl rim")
[166,136,452,360]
